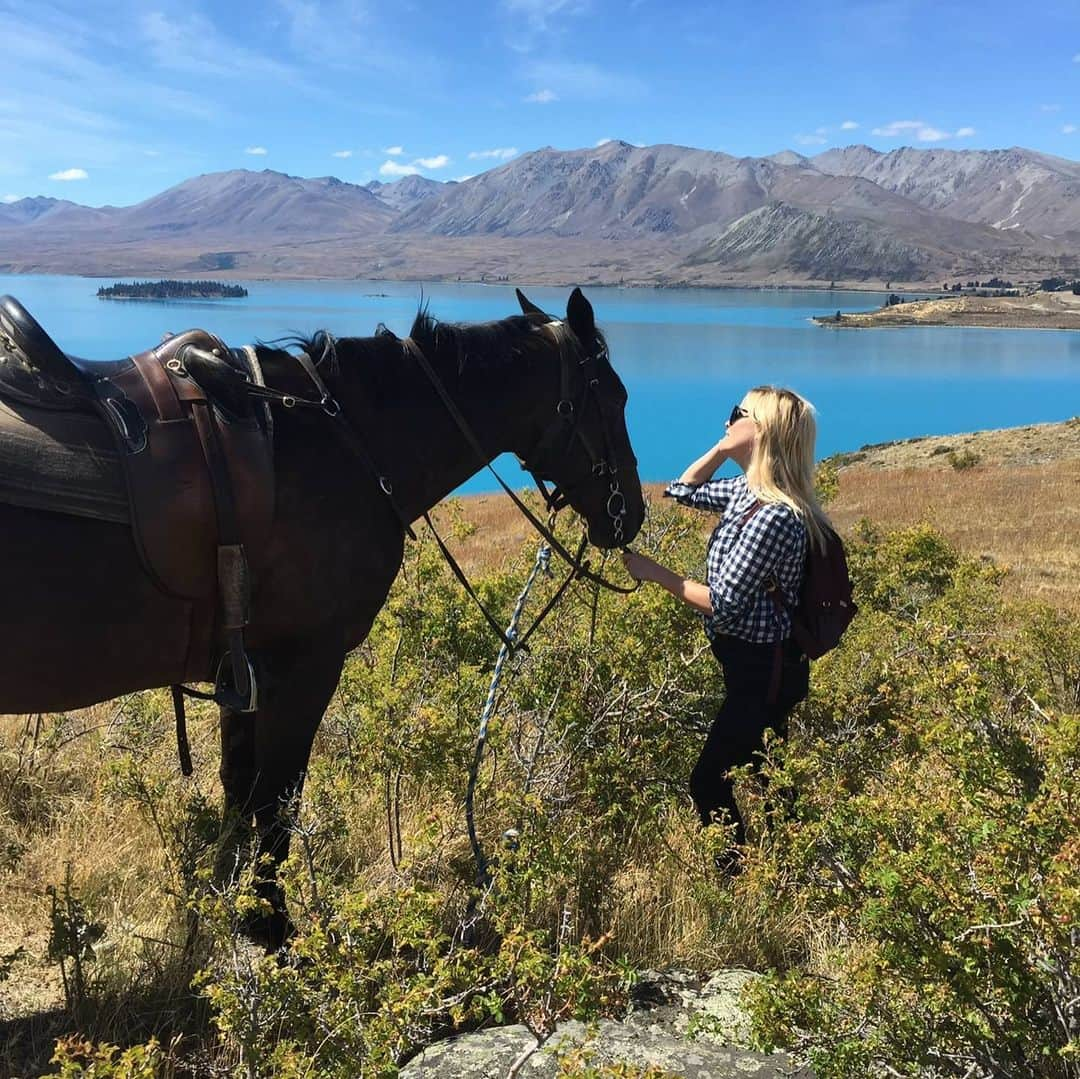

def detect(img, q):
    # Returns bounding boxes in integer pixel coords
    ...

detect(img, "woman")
[622,385,832,848]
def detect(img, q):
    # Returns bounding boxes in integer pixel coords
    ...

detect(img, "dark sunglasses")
[728,405,750,425]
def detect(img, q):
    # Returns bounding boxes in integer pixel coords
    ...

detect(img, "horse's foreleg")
[216,706,258,882]
[239,623,346,951]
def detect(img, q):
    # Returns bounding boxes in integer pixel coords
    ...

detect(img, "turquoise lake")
[3,274,1077,494]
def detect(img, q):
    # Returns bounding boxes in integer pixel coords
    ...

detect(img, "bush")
[742,524,1080,1077]
[5,500,1076,1076]
[947,448,981,470]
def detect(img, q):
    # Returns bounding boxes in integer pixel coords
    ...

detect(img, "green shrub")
[947,447,981,470]
[742,525,1080,1077]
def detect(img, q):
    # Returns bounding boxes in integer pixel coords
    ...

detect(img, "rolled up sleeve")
[664,476,744,514]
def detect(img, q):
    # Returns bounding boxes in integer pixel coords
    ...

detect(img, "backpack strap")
[737,498,764,528]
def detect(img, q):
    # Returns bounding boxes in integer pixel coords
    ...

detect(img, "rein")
[399,333,639,653]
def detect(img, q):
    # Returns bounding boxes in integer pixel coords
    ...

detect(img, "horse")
[0,287,644,948]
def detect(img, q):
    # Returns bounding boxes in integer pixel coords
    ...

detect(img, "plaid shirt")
[665,475,808,644]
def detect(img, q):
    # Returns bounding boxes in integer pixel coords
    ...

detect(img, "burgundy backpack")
[741,502,857,659]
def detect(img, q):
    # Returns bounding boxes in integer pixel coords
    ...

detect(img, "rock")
[401,969,814,1078]
[625,968,759,1046]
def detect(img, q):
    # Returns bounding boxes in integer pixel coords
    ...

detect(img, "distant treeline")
[97,279,248,300]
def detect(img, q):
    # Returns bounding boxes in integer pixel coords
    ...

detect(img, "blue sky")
[3,0,1079,207]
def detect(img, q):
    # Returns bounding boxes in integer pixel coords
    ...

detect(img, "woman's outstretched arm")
[621,551,713,615]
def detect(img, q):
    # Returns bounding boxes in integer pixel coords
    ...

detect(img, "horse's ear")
[566,287,596,343]
[516,288,545,317]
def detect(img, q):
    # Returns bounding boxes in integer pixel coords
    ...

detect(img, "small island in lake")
[97,279,248,300]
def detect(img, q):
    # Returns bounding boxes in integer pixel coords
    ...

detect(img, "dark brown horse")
[0,287,644,948]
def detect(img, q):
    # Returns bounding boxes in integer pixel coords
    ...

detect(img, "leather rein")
[228,326,638,654]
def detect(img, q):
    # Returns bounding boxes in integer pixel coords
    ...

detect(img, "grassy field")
[1,418,1077,1075]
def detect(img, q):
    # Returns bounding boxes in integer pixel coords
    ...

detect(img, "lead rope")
[462,540,552,943]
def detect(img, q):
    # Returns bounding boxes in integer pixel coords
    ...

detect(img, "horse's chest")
[248,510,403,644]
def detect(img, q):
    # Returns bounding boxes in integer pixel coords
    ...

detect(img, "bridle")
[399,322,640,651]
[237,321,639,654]
[514,319,632,548]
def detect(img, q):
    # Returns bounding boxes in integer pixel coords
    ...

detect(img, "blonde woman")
[622,386,831,850]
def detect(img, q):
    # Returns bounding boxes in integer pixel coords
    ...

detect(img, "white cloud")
[380,159,420,177]
[1074,52,1080,62]
[49,167,88,181]
[524,60,645,102]
[1041,104,1062,112]
[872,119,925,136]
[413,154,450,169]
[871,119,971,142]
[139,10,297,84]
[454,174,475,182]
[332,149,353,158]
[502,0,582,33]
[1064,124,1078,135]
[795,133,828,146]
[525,88,557,103]
[2,194,19,203]
[840,120,859,130]
[245,146,268,155]
[468,147,518,160]
[383,145,405,156]
[595,137,614,146]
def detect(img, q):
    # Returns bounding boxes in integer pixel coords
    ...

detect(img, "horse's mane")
[270,304,599,388]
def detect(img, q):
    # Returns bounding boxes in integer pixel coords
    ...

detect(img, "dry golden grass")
[442,419,1080,610]
[828,460,1079,611]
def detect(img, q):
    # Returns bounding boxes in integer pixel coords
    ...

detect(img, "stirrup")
[214,650,258,713]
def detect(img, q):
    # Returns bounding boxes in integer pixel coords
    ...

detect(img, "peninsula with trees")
[96,279,248,300]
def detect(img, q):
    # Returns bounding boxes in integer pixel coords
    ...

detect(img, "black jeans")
[690,635,809,844]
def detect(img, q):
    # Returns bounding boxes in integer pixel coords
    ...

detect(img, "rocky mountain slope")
[812,145,1080,237]
[1,143,1076,284]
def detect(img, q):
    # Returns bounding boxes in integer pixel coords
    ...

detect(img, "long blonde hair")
[744,385,832,553]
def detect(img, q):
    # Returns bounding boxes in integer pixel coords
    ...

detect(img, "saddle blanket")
[0,396,128,524]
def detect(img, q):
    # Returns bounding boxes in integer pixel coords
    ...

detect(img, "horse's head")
[513,287,644,549]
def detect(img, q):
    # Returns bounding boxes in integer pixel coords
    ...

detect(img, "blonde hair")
[743,385,833,553]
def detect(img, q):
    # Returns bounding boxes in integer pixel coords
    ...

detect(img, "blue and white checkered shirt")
[665,475,808,644]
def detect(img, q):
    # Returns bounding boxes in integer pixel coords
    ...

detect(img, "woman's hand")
[720,413,757,461]
[621,548,661,583]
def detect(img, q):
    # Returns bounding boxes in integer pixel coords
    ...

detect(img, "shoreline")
[5,268,946,298]
[814,291,1080,331]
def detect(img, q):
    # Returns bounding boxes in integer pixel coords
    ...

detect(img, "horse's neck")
[364,349,540,523]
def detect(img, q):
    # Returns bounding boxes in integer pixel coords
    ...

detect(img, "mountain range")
[2,141,1077,286]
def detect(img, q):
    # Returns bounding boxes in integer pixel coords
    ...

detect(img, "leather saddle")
[0,294,275,710]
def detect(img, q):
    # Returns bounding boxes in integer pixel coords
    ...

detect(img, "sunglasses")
[728,405,750,425]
